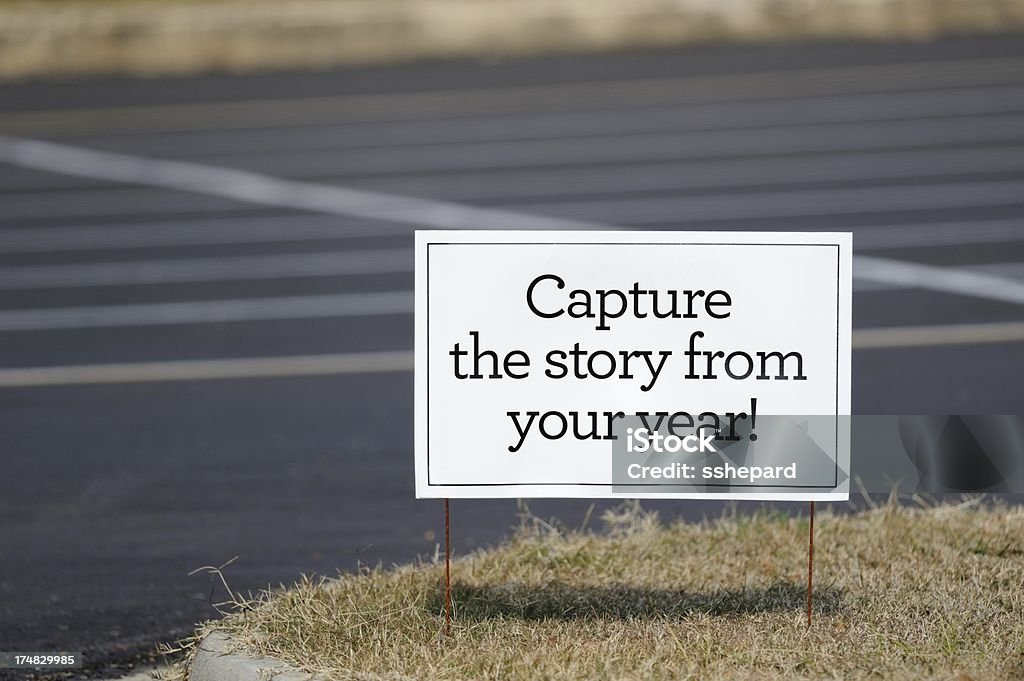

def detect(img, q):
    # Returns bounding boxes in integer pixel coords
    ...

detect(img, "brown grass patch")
[169,500,1024,680]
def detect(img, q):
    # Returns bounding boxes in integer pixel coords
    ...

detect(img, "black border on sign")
[426,242,842,490]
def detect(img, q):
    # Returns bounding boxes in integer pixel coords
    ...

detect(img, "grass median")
[171,500,1024,680]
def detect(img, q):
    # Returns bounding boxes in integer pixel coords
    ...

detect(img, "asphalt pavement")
[1,35,1023,677]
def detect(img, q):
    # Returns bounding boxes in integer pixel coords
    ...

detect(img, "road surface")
[1,35,1023,676]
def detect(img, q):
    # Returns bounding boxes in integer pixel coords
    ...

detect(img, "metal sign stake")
[806,500,815,627]
[444,498,452,633]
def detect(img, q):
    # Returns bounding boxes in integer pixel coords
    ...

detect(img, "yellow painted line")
[853,321,1024,349]
[2,321,1023,387]
[0,351,415,387]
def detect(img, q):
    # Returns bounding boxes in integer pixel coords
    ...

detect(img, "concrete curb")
[189,632,319,681]
[2,0,1024,81]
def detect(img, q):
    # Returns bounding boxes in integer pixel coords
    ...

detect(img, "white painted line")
[853,321,1024,349]
[6,240,1024,294]
[7,249,1024,328]
[0,351,414,387]
[1,320,1022,386]
[357,146,1024,203]
[7,171,1024,224]
[853,255,1024,306]
[2,135,1024,311]
[0,187,252,222]
[0,248,413,289]
[0,135,595,230]
[0,215,405,254]
[504,179,1024,225]
[0,291,413,331]
[12,142,1024,214]
[190,114,1024,178]
[856,260,1024,292]
[71,83,1024,158]
[9,239,1024,293]
[8,117,1024,222]
[1,213,1021,259]
[959,261,1024,280]
[852,218,1024,250]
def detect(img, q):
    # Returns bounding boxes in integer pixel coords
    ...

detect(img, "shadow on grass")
[436,581,842,621]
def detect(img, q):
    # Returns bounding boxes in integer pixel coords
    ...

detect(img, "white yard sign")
[415,231,851,500]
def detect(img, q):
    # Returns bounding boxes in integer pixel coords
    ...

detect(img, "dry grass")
[170,500,1024,681]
